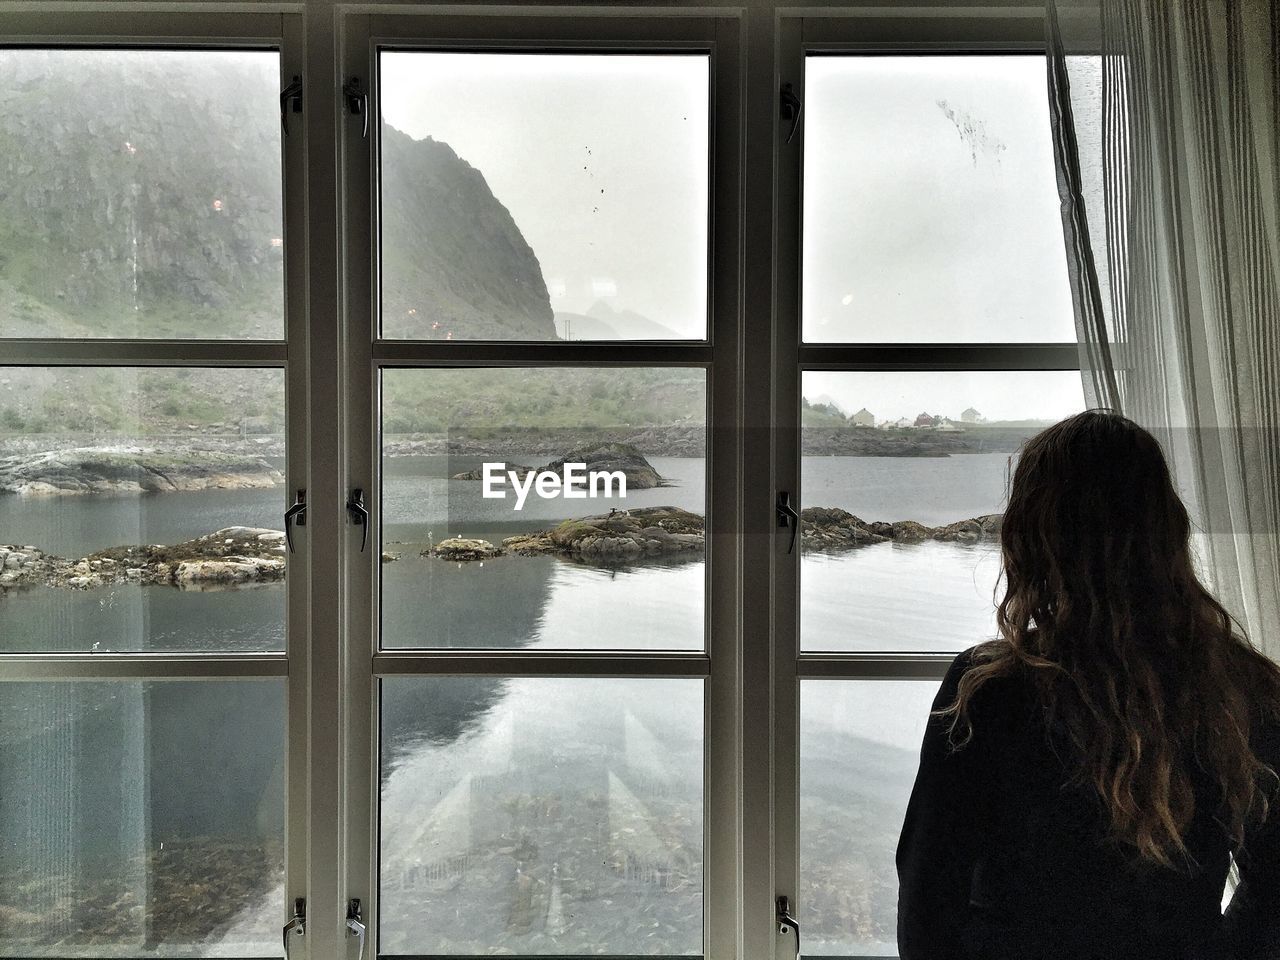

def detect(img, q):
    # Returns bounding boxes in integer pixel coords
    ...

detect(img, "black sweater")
[897,646,1280,960]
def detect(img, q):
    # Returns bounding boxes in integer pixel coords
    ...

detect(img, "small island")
[451,441,665,490]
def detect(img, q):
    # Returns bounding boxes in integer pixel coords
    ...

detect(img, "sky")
[802,55,1076,343]
[381,51,710,337]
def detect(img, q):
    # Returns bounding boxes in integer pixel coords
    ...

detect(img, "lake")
[0,452,1011,957]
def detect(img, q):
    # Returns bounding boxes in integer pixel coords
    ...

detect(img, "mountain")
[380,124,556,340]
[0,52,587,434]
[0,49,284,339]
[0,50,556,343]
[554,301,683,341]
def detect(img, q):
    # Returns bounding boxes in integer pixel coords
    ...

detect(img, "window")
[0,22,305,960]
[0,8,1084,960]
[341,15,740,960]
[776,18,1085,959]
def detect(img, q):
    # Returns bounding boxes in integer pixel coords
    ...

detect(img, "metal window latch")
[346,488,369,553]
[282,897,306,952]
[284,489,307,554]
[777,491,801,554]
[343,77,369,139]
[777,895,801,958]
[346,898,367,960]
[280,75,303,137]
[781,82,803,144]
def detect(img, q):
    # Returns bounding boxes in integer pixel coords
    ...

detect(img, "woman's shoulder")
[940,640,1035,718]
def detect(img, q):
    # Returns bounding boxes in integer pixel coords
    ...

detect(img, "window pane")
[800,680,936,956]
[0,680,286,958]
[0,49,284,339]
[802,55,1074,343]
[379,677,704,955]
[379,52,709,341]
[799,371,1084,652]
[0,367,287,653]
[380,367,706,650]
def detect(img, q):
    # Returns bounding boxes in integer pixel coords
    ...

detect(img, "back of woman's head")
[946,408,1280,868]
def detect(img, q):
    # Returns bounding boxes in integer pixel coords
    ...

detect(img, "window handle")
[777,491,800,554]
[780,82,803,144]
[280,75,303,137]
[344,77,369,139]
[347,488,369,553]
[777,895,801,958]
[346,898,366,960]
[284,489,307,554]
[282,897,306,953]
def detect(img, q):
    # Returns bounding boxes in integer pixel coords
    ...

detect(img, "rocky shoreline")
[0,527,286,592]
[0,509,1003,591]
[416,506,1002,565]
[0,447,283,496]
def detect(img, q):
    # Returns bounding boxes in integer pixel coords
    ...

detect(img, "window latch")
[284,489,307,554]
[780,82,802,144]
[344,77,369,139]
[282,897,306,953]
[347,488,370,553]
[346,898,367,960]
[777,491,801,554]
[280,75,303,137]
[777,895,801,958]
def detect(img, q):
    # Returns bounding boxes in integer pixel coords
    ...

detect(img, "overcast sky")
[381,51,709,337]
[803,55,1076,343]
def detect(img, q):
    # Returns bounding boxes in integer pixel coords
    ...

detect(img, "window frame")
[339,10,743,960]
[0,5,1096,959]
[772,12,1083,958]
[0,7,312,957]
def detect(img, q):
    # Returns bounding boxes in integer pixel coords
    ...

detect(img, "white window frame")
[338,9,743,960]
[0,3,314,954]
[772,10,1082,959]
[0,4,1090,959]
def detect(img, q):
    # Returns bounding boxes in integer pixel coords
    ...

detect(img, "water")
[0,452,1010,956]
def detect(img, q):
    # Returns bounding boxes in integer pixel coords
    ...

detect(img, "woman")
[896,410,1280,959]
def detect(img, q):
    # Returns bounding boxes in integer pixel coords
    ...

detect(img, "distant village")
[803,397,988,432]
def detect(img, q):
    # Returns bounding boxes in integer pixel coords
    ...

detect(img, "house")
[849,407,875,427]
[914,412,938,428]
[961,406,983,423]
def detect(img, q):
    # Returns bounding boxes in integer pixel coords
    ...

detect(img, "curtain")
[1047,0,1280,661]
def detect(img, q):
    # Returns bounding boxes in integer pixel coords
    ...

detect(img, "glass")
[0,367,287,653]
[380,367,707,650]
[378,51,710,341]
[799,370,1084,652]
[379,677,704,955]
[802,55,1075,343]
[800,680,937,957]
[0,49,284,339]
[0,680,286,958]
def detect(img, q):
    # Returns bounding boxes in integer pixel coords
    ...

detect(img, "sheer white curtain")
[1047,0,1280,660]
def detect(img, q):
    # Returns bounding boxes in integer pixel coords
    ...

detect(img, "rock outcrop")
[502,506,703,562]
[0,527,287,591]
[800,508,1003,551]
[427,538,504,562]
[0,447,283,496]
[380,124,557,340]
[540,442,664,490]
[450,442,664,489]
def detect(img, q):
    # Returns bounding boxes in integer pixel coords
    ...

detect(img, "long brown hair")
[942,409,1280,868]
